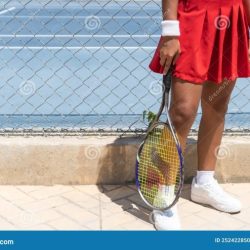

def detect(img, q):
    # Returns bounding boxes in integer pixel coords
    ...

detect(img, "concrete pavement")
[0,183,249,230]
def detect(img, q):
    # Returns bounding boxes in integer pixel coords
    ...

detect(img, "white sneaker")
[191,177,241,213]
[151,206,181,230]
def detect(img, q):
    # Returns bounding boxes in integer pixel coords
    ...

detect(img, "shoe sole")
[191,194,241,214]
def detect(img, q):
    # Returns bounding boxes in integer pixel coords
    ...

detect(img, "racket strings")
[138,125,181,208]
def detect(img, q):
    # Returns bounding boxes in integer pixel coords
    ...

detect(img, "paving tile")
[0,184,249,230]
[238,195,250,210]
[198,211,244,230]
[232,207,250,224]
[0,216,16,230]
[10,209,60,229]
[101,186,136,202]
[73,185,103,196]
[196,207,227,224]
[239,224,250,230]
[16,185,46,194]
[8,211,42,228]
[126,206,151,224]
[18,196,68,212]
[121,220,154,230]
[127,193,151,210]
[178,197,189,206]
[101,199,133,215]
[195,223,221,230]
[62,190,100,210]
[35,209,62,224]
[0,186,36,204]
[61,190,95,203]
[48,217,89,230]
[181,214,207,229]
[86,206,100,217]
[215,216,245,230]
[101,224,127,230]
[222,184,250,197]
[84,220,100,230]
[55,203,98,225]
[127,185,137,191]
[24,224,55,230]
[198,209,245,230]
[72,198,100,210]
[102,211,137,228]
[178,200,205,216]
[0,198,25,220]
[28,185,74,199]
[102,185,122,192]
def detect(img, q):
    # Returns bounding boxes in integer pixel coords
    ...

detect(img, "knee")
[169,102,198,127]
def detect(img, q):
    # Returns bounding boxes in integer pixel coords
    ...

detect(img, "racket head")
[135,121,184,211]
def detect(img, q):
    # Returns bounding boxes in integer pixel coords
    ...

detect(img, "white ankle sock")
[196,170,215,185]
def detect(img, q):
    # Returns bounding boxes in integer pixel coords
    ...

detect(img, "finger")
[172,52,180,65]
[163,56,172,75]
[159,49,168,66]
[160,54,167,67]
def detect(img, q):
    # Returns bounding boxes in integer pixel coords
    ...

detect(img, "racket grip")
[163,67,172,92]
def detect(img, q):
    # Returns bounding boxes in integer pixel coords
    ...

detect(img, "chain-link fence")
[0,0,249,136]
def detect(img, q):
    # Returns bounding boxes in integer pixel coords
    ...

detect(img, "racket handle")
[163,67,172,93]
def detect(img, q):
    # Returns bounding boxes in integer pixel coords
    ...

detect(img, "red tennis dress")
[149,0,250,84]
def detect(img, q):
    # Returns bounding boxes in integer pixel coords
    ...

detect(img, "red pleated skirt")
[149,0,250,84]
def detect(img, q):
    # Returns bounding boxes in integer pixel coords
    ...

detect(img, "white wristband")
[161,20,180,36]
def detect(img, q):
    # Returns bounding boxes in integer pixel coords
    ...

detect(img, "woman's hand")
[159,36,181,75]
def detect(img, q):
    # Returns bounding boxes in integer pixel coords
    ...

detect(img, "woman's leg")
[169,77,203,152]
[153,76,203,230]
[191,79,241,213]
[197,79,236,170]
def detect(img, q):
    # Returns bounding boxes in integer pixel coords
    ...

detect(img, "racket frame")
[135,68,184,211]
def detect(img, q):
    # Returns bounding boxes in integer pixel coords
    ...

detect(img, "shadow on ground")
[96,136,198,228]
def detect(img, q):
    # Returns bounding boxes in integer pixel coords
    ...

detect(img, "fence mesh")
[0,0,249,136]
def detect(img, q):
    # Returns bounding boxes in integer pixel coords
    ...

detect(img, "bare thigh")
[169,77,203,150]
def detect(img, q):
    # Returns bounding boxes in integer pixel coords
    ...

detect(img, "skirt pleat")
[149,0,250,84]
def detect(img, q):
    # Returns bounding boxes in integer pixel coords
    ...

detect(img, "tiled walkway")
[0,183,249,230]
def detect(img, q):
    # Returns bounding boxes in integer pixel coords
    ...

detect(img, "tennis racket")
[135,67,184,211]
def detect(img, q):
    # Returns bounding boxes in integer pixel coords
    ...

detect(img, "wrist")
[161,20,180,36]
